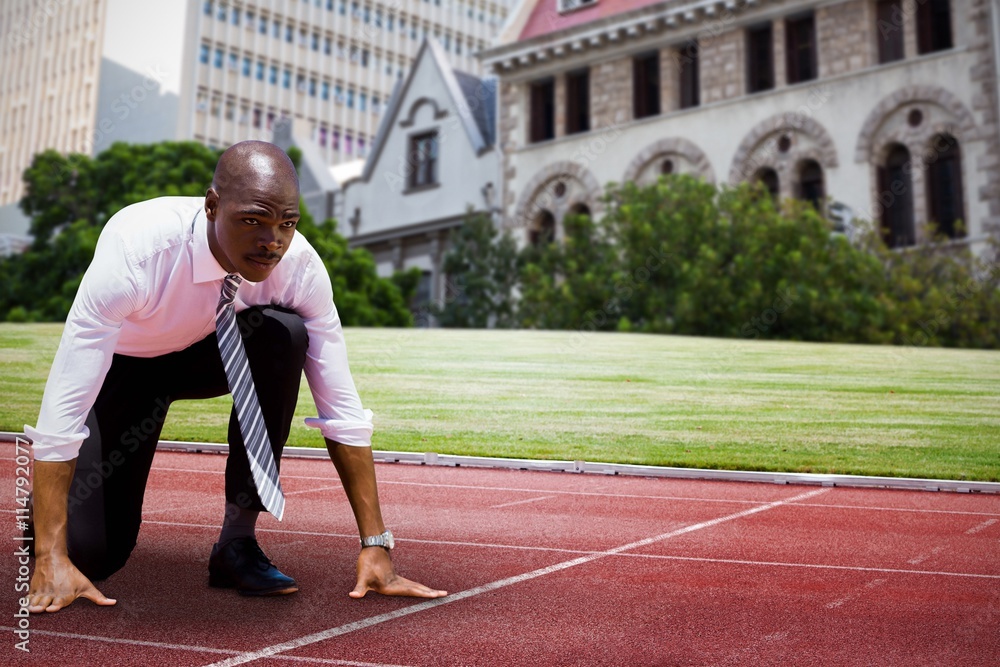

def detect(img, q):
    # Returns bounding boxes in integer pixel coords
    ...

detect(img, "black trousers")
[66,306,308,581]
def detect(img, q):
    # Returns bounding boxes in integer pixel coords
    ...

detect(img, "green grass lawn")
[2,324,998,481]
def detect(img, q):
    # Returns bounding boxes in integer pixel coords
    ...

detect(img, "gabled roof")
[495,0,665,45]
[357,38,497,184]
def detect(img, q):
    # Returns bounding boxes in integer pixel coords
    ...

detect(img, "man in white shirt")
[26,141,446,612]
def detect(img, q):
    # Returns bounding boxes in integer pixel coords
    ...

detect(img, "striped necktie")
[216,273,285,520]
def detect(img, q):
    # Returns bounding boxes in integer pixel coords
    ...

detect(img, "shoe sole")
[209,572,299,596]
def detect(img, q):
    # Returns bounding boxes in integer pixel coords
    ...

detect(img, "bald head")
[212,140,299,198]
[204,141,302,282]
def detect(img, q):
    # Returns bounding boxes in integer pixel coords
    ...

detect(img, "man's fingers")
[380,575,448,599]
[80,586,117,607]
[28,595,53,614]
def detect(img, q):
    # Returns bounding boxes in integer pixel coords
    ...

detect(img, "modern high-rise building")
[0,0,514,212]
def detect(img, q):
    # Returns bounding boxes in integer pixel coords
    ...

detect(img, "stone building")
[480,0,1000,252]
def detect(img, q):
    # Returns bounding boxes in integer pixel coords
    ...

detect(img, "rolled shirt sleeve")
[25,230,142,461]
[293,250,373,447]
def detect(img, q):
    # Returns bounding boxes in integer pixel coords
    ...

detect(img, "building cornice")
[478,0,822,75]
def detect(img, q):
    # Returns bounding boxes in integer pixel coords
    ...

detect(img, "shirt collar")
[192,205,230,284]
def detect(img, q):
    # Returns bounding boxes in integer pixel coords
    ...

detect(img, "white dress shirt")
[25,196,373,462]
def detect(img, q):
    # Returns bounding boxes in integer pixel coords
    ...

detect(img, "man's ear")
[205,188,219,221]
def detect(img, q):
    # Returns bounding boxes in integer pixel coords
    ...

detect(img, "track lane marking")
[614,553,1000,579]
[197,488,830,667]
[0,627,414,666]
[143,466,1000,515]
[490,495,553,509]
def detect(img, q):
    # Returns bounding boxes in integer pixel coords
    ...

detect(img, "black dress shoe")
[208,538,298,596]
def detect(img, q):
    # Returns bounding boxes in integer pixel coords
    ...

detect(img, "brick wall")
[590,57,632,127]
[817,0,872,78]
[700,28,744,104]
[498,80,518,217]
[660,47,678,114]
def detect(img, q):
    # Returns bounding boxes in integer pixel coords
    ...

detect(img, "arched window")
[797,160,825,211]
[567,202,591,218]
[925,134,965,239]
[755,167,779,201]
[530,210,556,246]
[878,144,915,248]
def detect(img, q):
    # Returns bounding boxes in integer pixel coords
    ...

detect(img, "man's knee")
[67,531,134,582]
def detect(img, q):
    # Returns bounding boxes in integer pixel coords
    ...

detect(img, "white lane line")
[0,627,415,667]
[198,488,830,667]
[825,578,887,609]
[908,545,945,565]
[285,484,343,497]
[0,627,236,655]
[145,466,1000,516]
[793,502,1000,517]
[491,495,553,509]
[616,553,1000,579]
[966,518,998,535]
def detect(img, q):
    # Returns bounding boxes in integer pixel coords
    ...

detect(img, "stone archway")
[728,112,839,201]
[512,161,602,242]
[622,137,715,185]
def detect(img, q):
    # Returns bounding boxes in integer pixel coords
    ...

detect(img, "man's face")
[205,179,300,283]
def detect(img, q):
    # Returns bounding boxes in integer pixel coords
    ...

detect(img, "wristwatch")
[360,529,394,551]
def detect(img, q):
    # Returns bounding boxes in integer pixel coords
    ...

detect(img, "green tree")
[517,210,621,330]
[435,211,518,328]
[295,211,417,327]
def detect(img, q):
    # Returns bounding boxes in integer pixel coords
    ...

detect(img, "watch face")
[385,531,395,550]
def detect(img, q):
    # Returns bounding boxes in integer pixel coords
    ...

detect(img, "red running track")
[2,445,998,666]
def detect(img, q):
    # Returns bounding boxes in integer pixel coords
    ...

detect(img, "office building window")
[633,52,661,119]
[242,56,251,77]
[529,78,555,143]
[786,13,817,84]
[256,61,265,81]
[214,48,224,68]
[917,0,952,54]
[565,68,590,135]
[408,131,438,189]
[746,24,774,93]
[269,65,278,85]
[199,44,210,65]
[321,81,330,100]
[678,41,699,109]
[876,0,904,63]
[259,16,266,34]
[282,69,291,89]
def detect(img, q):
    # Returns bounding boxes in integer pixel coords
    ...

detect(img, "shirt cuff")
[23,424,88,462]
[304,409,374,447]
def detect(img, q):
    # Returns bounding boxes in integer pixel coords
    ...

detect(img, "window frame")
[565,68,590,135]
[407,130,440,191]
[632,51,661,120]
[528,77,556,144]
[785,12,817,85]
[746,23,774,94]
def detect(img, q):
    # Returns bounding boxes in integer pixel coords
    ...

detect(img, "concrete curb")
[4,431,997,494]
